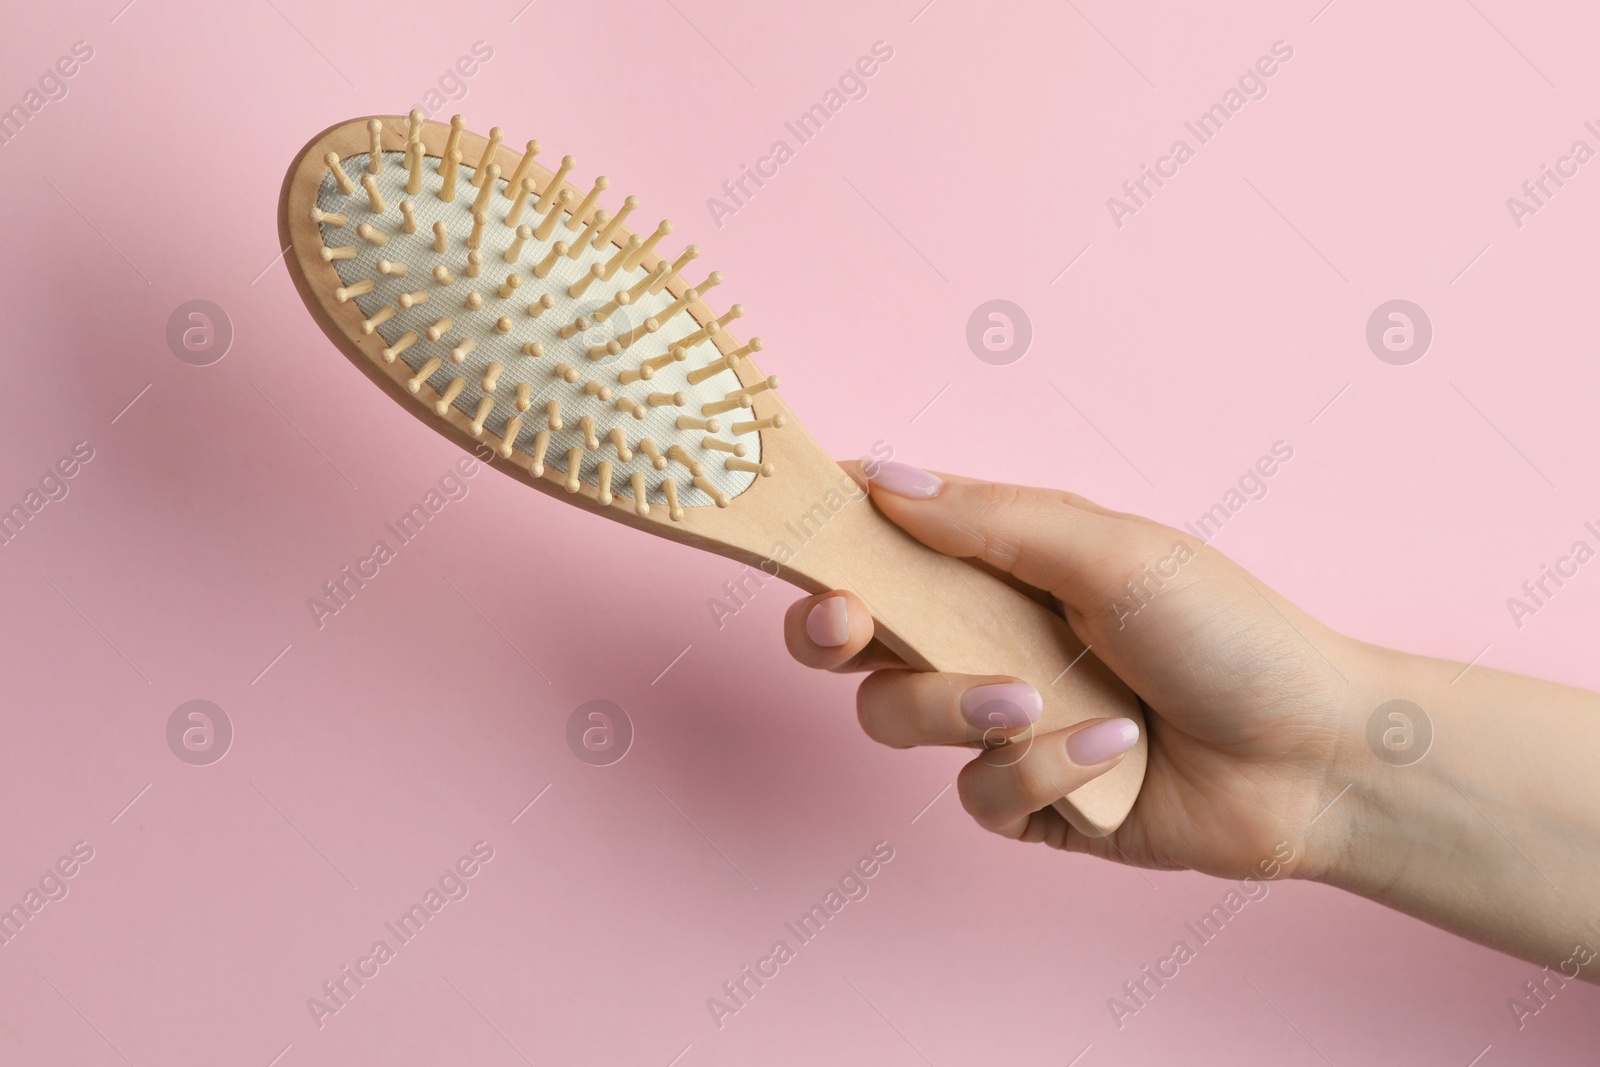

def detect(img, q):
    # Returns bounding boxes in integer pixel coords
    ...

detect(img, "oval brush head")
[288,112,777,520]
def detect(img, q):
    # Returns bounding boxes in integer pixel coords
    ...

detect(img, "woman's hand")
[787,461,1600,978]
[785,462,1375,882]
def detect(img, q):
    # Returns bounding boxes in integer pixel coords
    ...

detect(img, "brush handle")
[777,481,1147,837]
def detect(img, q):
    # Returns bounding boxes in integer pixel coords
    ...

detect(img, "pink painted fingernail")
[959,683,1042,730]
[1066,718,1140,765]
[869,461,943,500]
[806,597,850,647]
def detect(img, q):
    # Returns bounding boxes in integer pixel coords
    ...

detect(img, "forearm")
[1309,644,1600,979]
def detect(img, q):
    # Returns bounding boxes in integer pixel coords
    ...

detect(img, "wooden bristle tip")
[324,152,355,194]
[335,278,374,303]
[725,457,774,477]
[471,127,504,187]
[504,224,533,263]
[596,196,635,248]
[693,476,732,508]
[434,377,466,416]
[361,174,386,214]
[608,426,634,458]
[568,263,603,298]
[732,413,786,435]
[381,330,417,362]
[471,163,500,215]
[638,439,666,470]
[366,119,384,173]
[625,220,672,270]
[407,356,442,394]
[667,444,705,477]
[360,305,395,334]
[506,141,540,199]
[630,471,650,516]
[564,448,584,492]
[566,176,608,231]
[534,242,568,278]
[534,189,572,241]
[498,415,523,459]
[530,429,550,475]
[440,150,462,202]
[701,392,753,417]
[470,396,493,437]
[406,142,424,195]
[535,155,575,214]
[676,414,719,432]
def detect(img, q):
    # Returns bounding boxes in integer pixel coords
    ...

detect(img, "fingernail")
[1066,718,1140,765]
[806,597,850,647]
[959,683,1042,730]
[869,461,943,500]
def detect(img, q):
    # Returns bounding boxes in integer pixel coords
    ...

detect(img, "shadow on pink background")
[0,0,1597,1063]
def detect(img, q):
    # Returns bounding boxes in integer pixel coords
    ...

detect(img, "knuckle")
[955,483,1029,567]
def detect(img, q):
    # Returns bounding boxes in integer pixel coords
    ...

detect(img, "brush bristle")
[314,117,776,518]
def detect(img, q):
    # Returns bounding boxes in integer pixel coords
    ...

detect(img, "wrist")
[1290,640,1432,888]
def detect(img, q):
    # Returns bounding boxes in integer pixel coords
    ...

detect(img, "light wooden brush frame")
[280,115,1147,836]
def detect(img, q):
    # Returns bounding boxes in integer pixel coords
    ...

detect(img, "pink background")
[2,0,1598,1063]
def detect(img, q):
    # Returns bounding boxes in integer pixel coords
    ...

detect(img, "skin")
[784,467,1600,981]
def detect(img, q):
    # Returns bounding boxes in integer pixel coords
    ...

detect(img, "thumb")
[861,460,1165,617]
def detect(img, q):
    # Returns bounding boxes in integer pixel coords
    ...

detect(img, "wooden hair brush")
[279,113,1147,835]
